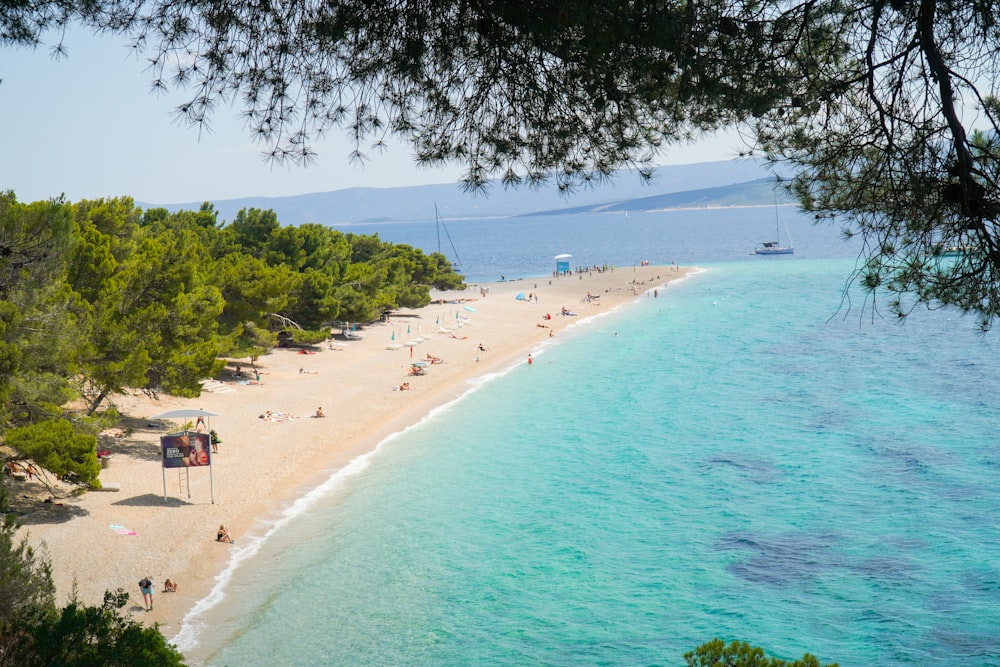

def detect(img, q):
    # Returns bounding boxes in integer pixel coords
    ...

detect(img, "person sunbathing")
[163,579,178,592]
[425,354,444,364]
[315,407,326,418]
[399,382,413,391]
[408,366,425,376]
[217,525,234,544]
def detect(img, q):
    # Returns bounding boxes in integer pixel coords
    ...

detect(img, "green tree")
[74,223,226,412]
[334,262,386,323]
[685,639,838,667]
[225,208,281,258]
[4,420,101,487]
[264,223,352,274]
[0,193,82,424]
[0,479,56,663]
[208,252,301,350]
[12,589,187,667]
[286,268,341,330]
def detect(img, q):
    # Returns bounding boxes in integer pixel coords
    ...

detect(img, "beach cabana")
[554,253,572,275]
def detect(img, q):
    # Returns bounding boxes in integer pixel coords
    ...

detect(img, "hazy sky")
[2,28,745,206]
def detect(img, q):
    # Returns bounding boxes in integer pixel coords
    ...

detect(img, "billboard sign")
[161,431,212,468]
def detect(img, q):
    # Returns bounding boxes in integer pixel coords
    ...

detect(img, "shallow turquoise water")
[183,256,1000,666]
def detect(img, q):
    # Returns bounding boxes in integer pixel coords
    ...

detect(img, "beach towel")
[109,523,137,536]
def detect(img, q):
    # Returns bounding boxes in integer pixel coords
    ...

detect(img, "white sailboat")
[754,199,794,255]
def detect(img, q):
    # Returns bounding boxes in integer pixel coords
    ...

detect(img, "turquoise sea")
[179,209,1000,666]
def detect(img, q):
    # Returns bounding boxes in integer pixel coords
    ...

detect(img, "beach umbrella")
[391,330,396,341]
[150,409,220,420]
[435,315,440,325]
[407,324,411,334]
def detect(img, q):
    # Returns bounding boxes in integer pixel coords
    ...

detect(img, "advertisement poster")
[161,431,212,468]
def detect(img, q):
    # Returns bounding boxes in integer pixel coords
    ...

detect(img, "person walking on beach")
[138,576,154,611]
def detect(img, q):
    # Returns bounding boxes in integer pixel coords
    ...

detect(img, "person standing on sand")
[138,576,154,611]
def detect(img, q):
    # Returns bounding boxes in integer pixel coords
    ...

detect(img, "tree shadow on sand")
[10,495,90,525]
[112,494,192,508]
[99,418,170,463]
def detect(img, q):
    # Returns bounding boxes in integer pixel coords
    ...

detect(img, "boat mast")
[435,203,463,268]
[774,194,780,242]
[775,194,793,248]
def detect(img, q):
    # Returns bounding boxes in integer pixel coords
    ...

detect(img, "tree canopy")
[685,638,839,667]
[0,191,461,477]
[5,0,999,326]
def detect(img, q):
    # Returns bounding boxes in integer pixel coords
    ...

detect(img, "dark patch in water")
[849,555,920,585]
[714,531,841,586]
[927,627,1000,664]
[701,453,779,484]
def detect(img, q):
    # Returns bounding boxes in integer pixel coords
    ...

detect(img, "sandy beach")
[15,265,690,643]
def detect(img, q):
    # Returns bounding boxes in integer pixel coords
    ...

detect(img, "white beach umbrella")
[150,409,221,420]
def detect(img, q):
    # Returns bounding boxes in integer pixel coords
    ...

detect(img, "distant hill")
[149,158,789,225]
[527,177,792,216]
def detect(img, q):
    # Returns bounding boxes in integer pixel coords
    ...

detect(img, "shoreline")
[16,265,693,651]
